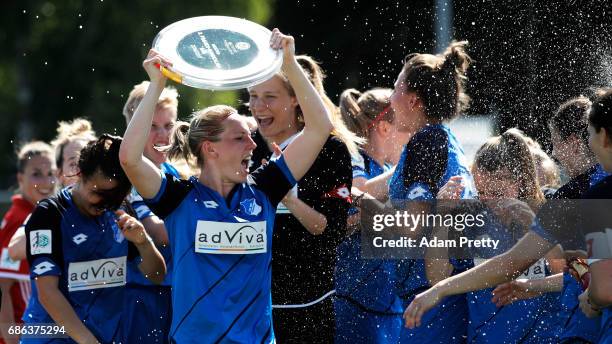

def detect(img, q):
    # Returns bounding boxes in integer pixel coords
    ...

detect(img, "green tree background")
[1,0,611,203]
[0,0,272,191]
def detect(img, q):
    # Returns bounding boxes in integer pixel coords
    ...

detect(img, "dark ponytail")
[589,88,612,136]
[401,40,471,121]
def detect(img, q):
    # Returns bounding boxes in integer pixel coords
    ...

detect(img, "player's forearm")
[518,273,563,294]
[283,197,327,235]
[424,226,453,285]
[438,252,534,298]
[8,227,26,261]
[283,59,333,135]
[38,286,98,344]
[141,216,169,246]
[588,259,612,308]
[135,239,167,284]
[361,168,394,200]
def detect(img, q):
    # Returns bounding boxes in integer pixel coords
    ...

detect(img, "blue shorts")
[334,296,402,344]
[123,284,172,343]
[399,294,468,344]
[559,274,601,343]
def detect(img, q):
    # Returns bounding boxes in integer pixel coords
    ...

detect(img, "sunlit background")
[1,0,611,208]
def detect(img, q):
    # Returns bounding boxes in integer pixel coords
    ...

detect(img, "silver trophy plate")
[153,16,283,90]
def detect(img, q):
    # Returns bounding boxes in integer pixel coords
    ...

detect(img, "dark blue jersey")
[532,175,612,343]
[335,151,403,343]
[543,164,607,343]
[336,151,401,313]
[581,176,612,344]
[145,155,295,344]
[467,208,560,344]
[389,124,476,344]
[532,166,610,251]
[23,188,136,343]
[600,308,612,344]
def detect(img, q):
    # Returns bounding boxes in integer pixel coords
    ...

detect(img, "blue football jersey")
[543,164,607,343]
[127,162,180,287]
[23,188,136,343]
[600,308,612,344]
[389,124,476,344]
[335,151,403,343]
[145,155,295,344]
[336,151,400,312]
[467,208,561,344]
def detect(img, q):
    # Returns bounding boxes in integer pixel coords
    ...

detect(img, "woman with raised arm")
[119,29,333,344]
[247,53,355,342]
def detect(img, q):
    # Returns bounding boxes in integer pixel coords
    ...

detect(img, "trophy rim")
[152,16,283,90]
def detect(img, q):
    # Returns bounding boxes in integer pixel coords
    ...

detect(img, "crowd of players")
[0,29,610,344]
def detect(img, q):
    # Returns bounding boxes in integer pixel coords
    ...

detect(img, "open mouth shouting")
[254,115,274,131]
[241,154,253,172]
[152,142,171,152]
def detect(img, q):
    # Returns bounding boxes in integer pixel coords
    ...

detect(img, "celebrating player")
[119,29,334,343]
[22,135,166,344]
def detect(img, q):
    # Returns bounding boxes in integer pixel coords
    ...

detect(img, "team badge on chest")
[240,198,262,216]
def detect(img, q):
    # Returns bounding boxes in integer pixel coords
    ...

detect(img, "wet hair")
[122,81,179,125]
[401,41,471,122]
[473,128,545,207]
[514,128,561,188]
[275,55,364,156]
[168,105,237,166]
[78,134,132,209]
[16,141,55,173]
[531,147,561,188]
[588,88,612,136]
[50,118,96,170]
[549,96,591,145]
[339,88,393,139]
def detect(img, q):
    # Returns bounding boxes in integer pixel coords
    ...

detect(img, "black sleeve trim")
[25,197,66,272]
[249,157,295,206]
[145,173,193,219]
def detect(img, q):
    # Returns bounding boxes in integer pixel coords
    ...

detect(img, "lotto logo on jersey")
[195,221,267,254]
[30,230,52,255]
[407,186,429,200]
[67,256,127,292]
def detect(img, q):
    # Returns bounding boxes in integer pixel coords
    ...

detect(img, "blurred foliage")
[0,0,272,188]
[1,0,612,190]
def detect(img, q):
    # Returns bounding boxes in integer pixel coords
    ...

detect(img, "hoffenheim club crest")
[240,198,262,216]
